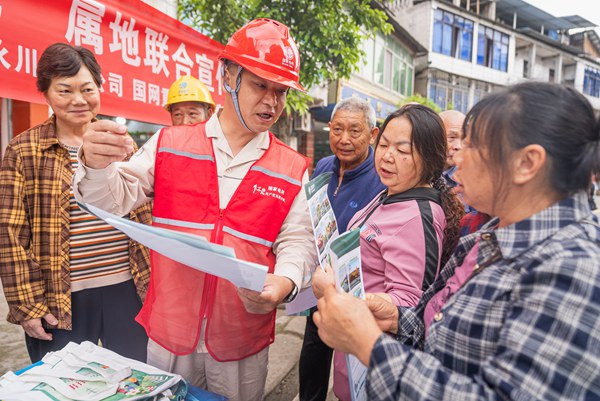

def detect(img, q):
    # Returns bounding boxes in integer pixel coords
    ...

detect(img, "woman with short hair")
[0,43,152,363]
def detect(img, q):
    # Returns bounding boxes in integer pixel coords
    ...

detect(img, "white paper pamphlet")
[286,172,339,314]
[80,203,268,292]
[0,341,182,401]
[328,230,368,401]
[282,172,368,401]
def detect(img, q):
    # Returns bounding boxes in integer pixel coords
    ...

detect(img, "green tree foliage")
[179,0,392,114]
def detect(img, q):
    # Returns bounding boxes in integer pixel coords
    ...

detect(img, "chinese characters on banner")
[0,0,225,125]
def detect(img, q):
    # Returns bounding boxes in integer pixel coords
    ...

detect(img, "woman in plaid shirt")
[0,43,152,363]
[313,82,600,400]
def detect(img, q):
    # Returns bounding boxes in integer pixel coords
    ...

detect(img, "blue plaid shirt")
[367,191,600,401]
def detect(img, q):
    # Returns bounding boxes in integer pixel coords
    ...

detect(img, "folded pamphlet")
[0,341,182,401]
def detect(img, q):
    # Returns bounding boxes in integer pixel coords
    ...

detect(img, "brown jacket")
[0,116,152,329]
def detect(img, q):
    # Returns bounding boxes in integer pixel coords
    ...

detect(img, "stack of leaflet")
[0,341,183,401]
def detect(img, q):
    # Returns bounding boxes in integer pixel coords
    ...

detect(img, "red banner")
[0,0,225,125]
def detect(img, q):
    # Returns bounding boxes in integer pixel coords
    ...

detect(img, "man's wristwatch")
[281,284,299,304]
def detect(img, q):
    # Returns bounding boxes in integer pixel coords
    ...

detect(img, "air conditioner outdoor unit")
[293,112,312,132]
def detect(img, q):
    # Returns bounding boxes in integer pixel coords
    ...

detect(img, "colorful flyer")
[286,172,339,315]
[329,230,368,401]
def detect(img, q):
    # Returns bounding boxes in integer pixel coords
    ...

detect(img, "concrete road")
[0,282,30,374]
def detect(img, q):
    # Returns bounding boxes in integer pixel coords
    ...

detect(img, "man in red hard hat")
[73,19,315,401]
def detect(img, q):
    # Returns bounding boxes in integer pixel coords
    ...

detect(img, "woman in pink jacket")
[331,104,464,401]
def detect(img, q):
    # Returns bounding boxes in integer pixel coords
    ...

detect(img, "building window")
[473,81,490,105]
[583,67,600,98]
[548,30,559,41]
[429,73,469,113]
[523,60,529,78]
[358,34,414,96]
[432,9,473,61]
[549,68,555,83]
[477,25,509,71]
[452,87,469,114]
[429,76,448,110]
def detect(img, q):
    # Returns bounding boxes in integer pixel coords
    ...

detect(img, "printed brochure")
[80,203,268,291]
[0,342,182,401]
[328,230,368,401]
[285,171,368,401]
[286,172,339,314]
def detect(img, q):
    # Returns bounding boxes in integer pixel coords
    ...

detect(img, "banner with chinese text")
[0,0,225,125]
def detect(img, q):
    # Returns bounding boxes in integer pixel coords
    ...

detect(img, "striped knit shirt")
[63,144,132,292]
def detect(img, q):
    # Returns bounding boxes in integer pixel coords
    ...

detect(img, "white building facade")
[385,0,600,112]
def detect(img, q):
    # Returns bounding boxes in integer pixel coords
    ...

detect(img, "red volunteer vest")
[136,122,308,361]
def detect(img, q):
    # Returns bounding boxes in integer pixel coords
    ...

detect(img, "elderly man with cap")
[165,75,216,126]
[73,19,315,401]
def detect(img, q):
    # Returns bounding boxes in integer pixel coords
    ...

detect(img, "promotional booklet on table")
[0,341,183,401]
[0,342,228,401]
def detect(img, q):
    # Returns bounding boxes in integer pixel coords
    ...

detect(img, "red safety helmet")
[218,18,305,92]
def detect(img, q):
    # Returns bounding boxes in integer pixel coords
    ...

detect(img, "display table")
[6,344,227,401]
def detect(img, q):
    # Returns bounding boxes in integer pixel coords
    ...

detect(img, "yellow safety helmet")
[164,75,216,112]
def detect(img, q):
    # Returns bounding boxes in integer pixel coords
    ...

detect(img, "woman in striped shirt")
[0,43,152,363]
